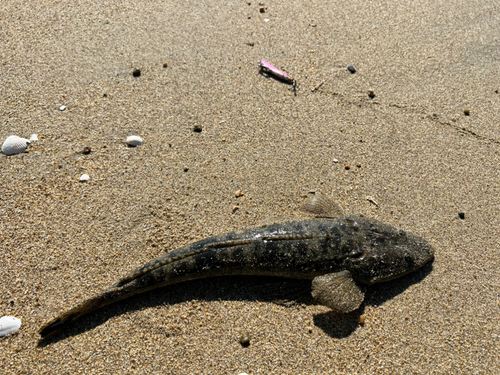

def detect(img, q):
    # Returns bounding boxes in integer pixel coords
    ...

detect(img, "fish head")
[344,217,434,284]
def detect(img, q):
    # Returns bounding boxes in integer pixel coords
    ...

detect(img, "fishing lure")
[258,59,298,92]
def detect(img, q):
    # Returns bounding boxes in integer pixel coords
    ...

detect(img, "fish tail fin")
[39,293,106,337]
[39,284,130,338]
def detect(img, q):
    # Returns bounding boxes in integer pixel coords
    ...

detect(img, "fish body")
[39,212,433,338]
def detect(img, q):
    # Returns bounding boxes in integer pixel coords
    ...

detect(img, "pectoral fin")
[311,271,365,313]
[300,193,344,219]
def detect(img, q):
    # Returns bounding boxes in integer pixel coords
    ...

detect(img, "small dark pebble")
[495,90,499,94]
[132,68,141,77]
[368,90,376,99]
[83,146,91,154]
[103,93,108,98]
[259,7,266,13]
[163,62,168,68]
[356,163,361,168]
[347,65,356,74]
[239,334,250,347]
[464,109,470,116]
[345,165,351,170]
[193,125,203,133]
[458,212,465,219]
[183,167,189,172]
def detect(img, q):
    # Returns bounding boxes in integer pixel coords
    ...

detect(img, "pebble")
[239,334,250,347]
[80,174,90,182]
[458,212,465,220]
[83,146,91,154]
[333,159,339,163]
[358,315,366,325]
[347,65,356,74]
[368,90,376,99]
[59,105,66,111]
[29,134,38,142]
[132,68,141,77]
[126,136,143,147]
[0,316,22,337]
[163,62,168,68]
[193,125,203,133]
[464,109,470,116]
[235,189,245,197]
[345,165,351,170]
[1,136,31,155]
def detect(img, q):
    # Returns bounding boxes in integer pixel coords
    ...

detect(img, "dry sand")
[1,0,499,373]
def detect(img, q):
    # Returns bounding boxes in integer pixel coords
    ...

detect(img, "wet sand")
[1,0,499,373]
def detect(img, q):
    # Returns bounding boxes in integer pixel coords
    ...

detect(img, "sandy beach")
[1,0,499,373]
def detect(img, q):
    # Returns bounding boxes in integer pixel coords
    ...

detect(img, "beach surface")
[1,0,499,373]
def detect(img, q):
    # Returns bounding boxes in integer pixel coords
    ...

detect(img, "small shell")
[29,134,38,142]
[1,136,31,155]
[59,105,66,111]
[80,174,90,182]
[126,136,143,147]
[0,316,22,337]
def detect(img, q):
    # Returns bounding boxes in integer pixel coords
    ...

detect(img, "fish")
[39,194,434,337]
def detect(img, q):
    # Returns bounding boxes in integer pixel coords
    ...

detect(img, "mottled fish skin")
[39,216,433,337]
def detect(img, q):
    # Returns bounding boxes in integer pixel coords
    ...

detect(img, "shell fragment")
[80,174,90,182]
[126,136,143,147]
[1,136,31,155]
[0,316,22,337]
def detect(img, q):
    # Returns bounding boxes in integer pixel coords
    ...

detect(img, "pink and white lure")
[258,59,297,92]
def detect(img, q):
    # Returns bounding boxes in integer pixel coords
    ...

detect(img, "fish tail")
[39,285,130,338]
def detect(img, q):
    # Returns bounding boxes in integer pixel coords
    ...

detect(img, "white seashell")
[30,134,38,142]
[59,105,66,111]
[126,135,143,147]
[1,135,31,155]
[0,316,22,337]
[80,174,90,182]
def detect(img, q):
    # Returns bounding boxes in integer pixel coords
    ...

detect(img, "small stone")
[163,62,168,68]
[239,334,250,347]
[59,105,66,111]
[235,189,245,197]
[345,165,351,170]
[458,212,465,220]
[333,159,339,163]
[126,136,143,147]
[358,315,366,325]
[83,146,91,154]
[79,174,90,182]
[259,7,266,12]
[184,167,189,172]
[347,65,356,74]
[193,125,203,133]
[368,90,375,99]
[132,68,141,77]
[464,109,470,116]
[356,163,362,168]
[29,134,38,142]
[233,205,240,212]
[308,326,313,333]
[103,93,108,97]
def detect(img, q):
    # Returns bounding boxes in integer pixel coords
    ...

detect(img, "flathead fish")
[39,195,434,337]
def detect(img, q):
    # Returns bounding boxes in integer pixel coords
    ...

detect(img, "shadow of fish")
[39,194,434,337]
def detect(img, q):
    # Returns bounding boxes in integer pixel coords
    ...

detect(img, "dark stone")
[132,68,141,77]
[458,212,465,220]
[347,65,356,74]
